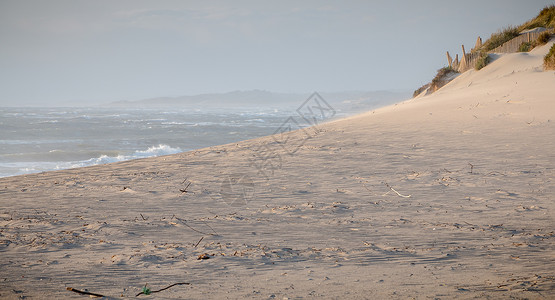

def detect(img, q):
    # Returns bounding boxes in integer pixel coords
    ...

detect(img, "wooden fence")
[447,28,550,73]
[448,44,484,73]
[489,31,545,53]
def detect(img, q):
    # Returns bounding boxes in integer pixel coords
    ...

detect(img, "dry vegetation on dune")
[412,83,430,98]
[544,43,555,70]
[413,67,460,97]
[480,26,520,52]
[519,5,555,31]
[480,5,555,50]
[537,31,552,44]
[480,5,555,53]
[518,41,533,52]
[474,52,490,70]
[518,31,552,53]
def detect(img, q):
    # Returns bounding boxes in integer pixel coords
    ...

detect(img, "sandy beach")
[1,41,554,299]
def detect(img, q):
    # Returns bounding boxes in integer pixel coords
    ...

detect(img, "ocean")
[0,106,347,178]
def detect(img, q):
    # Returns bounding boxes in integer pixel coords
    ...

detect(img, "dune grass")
[544,44,555,70]
[517,32,551,53]
[481,26,520,52]
[475,53,490,70]
[431,67,457,85]
[478,6,554,53]
[518,42,532,52]
[536,31,551,45]
[413,83,430,98]
[519,5,555,31]
[413,67,459,97]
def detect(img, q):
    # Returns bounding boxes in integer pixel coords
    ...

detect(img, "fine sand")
[1,42,554,299]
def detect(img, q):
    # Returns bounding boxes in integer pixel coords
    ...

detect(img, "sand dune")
[1,42,554,299]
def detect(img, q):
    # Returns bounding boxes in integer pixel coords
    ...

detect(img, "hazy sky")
[0,0,553,106]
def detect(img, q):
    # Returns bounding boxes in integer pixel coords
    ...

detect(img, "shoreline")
[0,94,406,178]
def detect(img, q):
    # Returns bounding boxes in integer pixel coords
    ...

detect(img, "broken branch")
[383,182,411,198]
[136,282,191,297]
[194,236,204,248]
[66,287,105,298]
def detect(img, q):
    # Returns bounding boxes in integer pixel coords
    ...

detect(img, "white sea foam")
[132,144,182,158]
[0,145,182,178]
[67,144,182,168]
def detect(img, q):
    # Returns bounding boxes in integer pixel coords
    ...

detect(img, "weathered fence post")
[460,45,468,72]
[474,36,482,50]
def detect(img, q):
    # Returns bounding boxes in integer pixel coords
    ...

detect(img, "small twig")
[140,213,148,221]
[201,220,219,235]
[468,163,474,174]
[182,221,212,235]
[362,183,372,192]
[180,181,191,193]
[136,282,191,296]
[174,217,217,236]
[66,287,105,298]
[194,236,204,248]
[383,182,411,198]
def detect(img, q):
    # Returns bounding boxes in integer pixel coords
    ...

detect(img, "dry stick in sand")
[174,216,219,236]
[201,220,219,235]
[180,181,191,193]
[382,182,411,198]
[468,163,474,174]
[362,183,381,204]
[194,236,204,248]
[362,183,372,192]
[66,287,105,298]
[136,282,191,297]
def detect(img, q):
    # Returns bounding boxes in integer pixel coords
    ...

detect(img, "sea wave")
[0,144,182,178]
[67,144,182,168]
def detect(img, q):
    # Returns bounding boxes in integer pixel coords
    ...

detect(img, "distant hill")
[107,90,411,113]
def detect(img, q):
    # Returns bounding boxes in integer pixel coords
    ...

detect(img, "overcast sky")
[0,0,553,106]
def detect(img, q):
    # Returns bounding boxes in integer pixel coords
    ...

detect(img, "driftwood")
[136,282,191,296]
[382,182,411,198]
[66,287,105,297]
[67,282,191,297]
